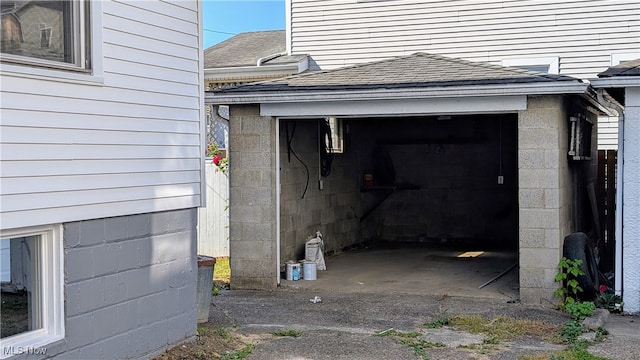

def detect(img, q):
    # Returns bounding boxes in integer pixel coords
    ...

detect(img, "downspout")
[276,117,281,285]
[257,52,287,67]
[597,89,624,297]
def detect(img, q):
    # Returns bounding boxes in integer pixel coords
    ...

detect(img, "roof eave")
[206,82,589,104]
[589,77,640,89]
[204,56,309,81]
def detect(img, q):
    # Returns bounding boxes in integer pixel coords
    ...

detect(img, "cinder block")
[519,287,555,306]
[93,304,121,341]
[241,115,271,135]
[138,293,162,327]
[65,314,95,350]
[518,169,559,189]
[520,208,559,229]
[65,247,95,283]
[230,205,263,223]
[236,134,262,150]
[94,333,131,360]
[527,96,563,111]
[242,223,273,242]
[103,273,127,307]
[125,267,152,299]
[64,222,81,248]
[518,150,545,169]
[230,276,276,290]
[519,268,546,288]
[544,229,561,249]
[519,228,545,248]
[242,152,272,169]
[117,239,140,271]
[544,188,560,209]
[105,216,128,242]
[93,243,120,277]
[231,241,271,259]
[518,128,559,149]
[520,248,560,269]
[65,278,106,316]
[544,149,560,169]
[127,213,152,239]
[519,189,545,208]
[167,312,196,346]
[79,219,105,246]
[242,187,272,206]
[232,258,274,278]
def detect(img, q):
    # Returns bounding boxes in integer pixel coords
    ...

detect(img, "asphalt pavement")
[208,288,639,360]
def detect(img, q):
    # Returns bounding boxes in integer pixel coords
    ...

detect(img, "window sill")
[0,63,104,87]
[0,330,63,359]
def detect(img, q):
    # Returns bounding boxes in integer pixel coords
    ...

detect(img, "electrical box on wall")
[498,176,504,185]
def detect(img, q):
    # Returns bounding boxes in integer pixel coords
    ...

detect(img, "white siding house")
[0,1,204,358]
[286,0,640,149]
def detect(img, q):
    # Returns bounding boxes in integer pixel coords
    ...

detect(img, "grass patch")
[450,315,561,343]
[376,329,442,359]
[221,344,254,360]
[396,338,444,359]
[519,345,609,360]
[214,257,231,284]
[196,326,212,337]
[273,329,303,337]
[424,316,451,329]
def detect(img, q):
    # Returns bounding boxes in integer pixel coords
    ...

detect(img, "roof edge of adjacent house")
[206,81,590,105]
[204,57,309,82]
[589,77,640,89]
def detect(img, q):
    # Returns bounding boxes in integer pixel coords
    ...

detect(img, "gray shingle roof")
[598,58,640,77]
[204,30,305,68]
[214,52,581,93]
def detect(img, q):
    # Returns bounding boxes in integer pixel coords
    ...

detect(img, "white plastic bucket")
[303,261,317,280]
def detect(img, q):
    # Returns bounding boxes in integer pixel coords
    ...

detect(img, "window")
[0,225,64,359]
[502,57,559,74]
[326,117,344,154]
[0,0,90,71]
[611,52,640,66]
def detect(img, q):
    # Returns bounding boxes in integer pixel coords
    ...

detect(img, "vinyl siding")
[290,0,640,79]
[0,0,203,230]
[289,0,638,148]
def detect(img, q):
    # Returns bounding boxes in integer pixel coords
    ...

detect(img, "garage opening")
[278,113,519,300]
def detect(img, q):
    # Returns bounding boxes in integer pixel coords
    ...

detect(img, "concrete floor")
[281,243,520,301]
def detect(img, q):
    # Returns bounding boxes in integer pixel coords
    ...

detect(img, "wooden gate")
[597,150,617,273]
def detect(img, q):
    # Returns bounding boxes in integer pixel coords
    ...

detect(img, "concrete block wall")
[279,120,362,263]
[228,105,277,289]
[351,115,518,245]
[33,209,197,360]
[518,96,575,305]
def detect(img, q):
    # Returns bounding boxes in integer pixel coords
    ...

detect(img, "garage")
[208,53,602,304]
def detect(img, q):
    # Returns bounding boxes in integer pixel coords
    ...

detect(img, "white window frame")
[502,57,560,74]
[0,0,103,85]
[1,1,89,71]
[0,225,64,359]
[611,52,640,66]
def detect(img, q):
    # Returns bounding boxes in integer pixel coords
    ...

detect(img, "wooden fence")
[597,150,617,273]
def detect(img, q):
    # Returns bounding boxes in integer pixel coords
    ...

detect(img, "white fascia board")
[204,58,308,81]
[207,82,588,105]
[260,96,527,117]
[589,77,640,89]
